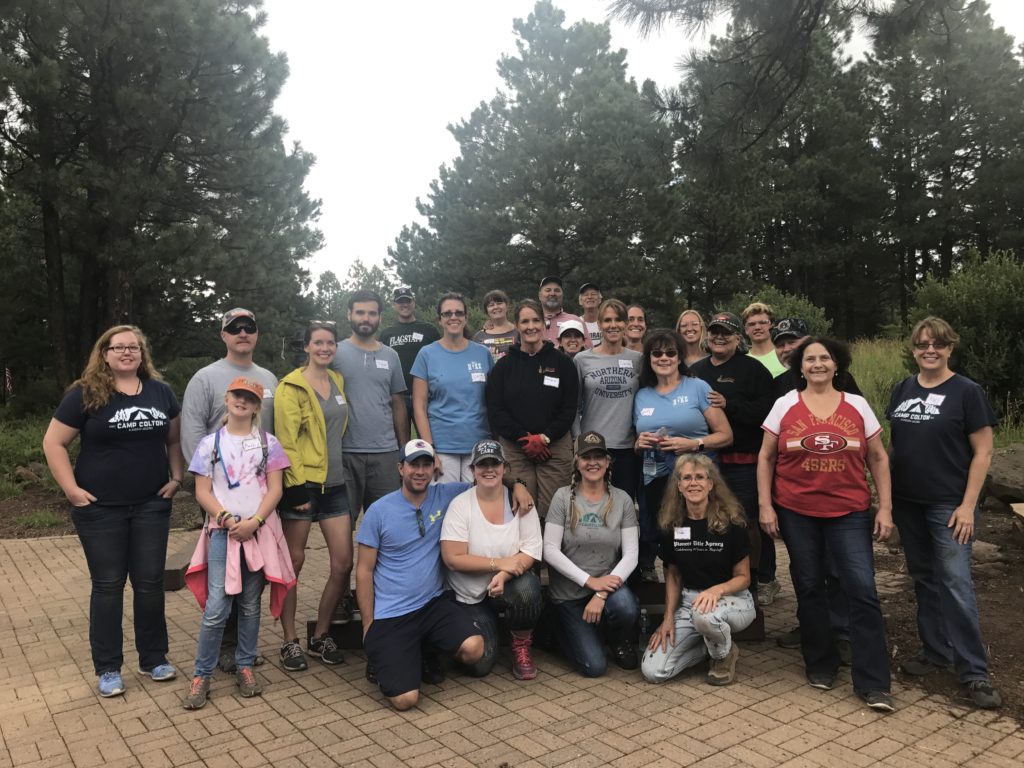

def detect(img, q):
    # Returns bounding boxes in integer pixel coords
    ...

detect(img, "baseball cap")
[771,317,809,344]
[400,438,435,463]
[558,319,586,337]
[708,311,742,334]
[575,430,610,456]
[226,376,264,399]
[470,439,505,466]
[578,282,600,295]
[393,287,415,301]
[221,308,256,329]
[539,275,563,289]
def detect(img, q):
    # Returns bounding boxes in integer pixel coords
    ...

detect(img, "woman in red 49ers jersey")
[756,338,896,714]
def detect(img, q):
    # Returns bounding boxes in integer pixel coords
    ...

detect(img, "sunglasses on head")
[225,323,258,335]
[650,348,678,358]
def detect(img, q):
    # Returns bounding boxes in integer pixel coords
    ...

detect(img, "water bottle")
[643,427,669,477]
[639,607,651,646]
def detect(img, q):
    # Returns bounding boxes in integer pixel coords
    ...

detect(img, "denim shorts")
[279,483,350,522]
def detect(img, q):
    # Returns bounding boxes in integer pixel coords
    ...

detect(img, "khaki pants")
[499,433,574,520]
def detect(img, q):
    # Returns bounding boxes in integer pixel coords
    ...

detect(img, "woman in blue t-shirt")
[411,293,493,482]
[887,317,1002,710]
[633,329,732,580]
[43,325,185,699]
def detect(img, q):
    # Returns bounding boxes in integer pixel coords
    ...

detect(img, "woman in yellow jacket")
[275,322,351,672]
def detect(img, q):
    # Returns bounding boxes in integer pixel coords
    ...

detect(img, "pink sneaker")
[511,632,537,680]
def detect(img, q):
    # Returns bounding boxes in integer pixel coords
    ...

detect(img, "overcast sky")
[259,0,1023,283]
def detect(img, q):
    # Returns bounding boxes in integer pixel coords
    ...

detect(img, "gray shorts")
[343,451,400,518]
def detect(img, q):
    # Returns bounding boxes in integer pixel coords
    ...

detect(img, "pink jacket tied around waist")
[185,514,296,617]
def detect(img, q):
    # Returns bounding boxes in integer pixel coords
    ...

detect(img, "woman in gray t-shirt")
[542,431,640,677]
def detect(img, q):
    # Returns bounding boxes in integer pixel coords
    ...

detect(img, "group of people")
[41,280,1002,715]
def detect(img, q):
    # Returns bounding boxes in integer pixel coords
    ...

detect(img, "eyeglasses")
[913,341,950,351]
[225,323,258,335]
[439,310,466,319]
[650,348,679,358]
[415,508,425,537]
[106,344,141,354]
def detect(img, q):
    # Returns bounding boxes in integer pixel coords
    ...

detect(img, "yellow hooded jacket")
[274,367,348,490]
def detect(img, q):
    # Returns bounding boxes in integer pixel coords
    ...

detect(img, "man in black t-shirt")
[379,287,440,436]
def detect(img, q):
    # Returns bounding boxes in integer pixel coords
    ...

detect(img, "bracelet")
[215,510,228,525]
[595,592,607,601]
[254,514,265,528]
[489,557,496,572]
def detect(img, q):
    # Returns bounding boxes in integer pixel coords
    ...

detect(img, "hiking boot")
[333,595,355,624]
[510,632,537,680]
[899,652,951,676]
[836,637,852,667]
[706,643,739,686]
[806,671,836,690]
[280,639,308,672]
[861,690,895,713]
[182,676,211,709]
[421,652,445,685]
[757,580,781,606]
[138,662,177,682]
[236,667,262,698]
[777,626,801,649]
[613,642,639,671]
[966,680,1003,710]
[640,567,659,583]
[365,662,378,684]
[98,671,125,698]
[308,633,345,665]
[218,651,265,673]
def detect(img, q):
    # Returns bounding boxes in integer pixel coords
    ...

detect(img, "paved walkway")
[0,530,1021,768]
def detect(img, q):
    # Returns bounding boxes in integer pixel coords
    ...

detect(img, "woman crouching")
[642,454,754,686]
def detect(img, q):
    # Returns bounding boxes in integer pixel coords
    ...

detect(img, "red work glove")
[518,433,551,462]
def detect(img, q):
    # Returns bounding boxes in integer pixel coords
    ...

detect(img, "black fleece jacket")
[486,342,579,442]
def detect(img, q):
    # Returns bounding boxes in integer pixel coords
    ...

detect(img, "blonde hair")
[741,302,774,323]
[73,325,162,411]
[566,454,613,530]
[911,316,960,348]
[676,309,708,351]
[658,454,746,534]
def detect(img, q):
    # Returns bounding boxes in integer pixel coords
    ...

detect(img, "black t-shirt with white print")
[658,516,750,592]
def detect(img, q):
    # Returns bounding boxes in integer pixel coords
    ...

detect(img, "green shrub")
[849,338,911,440]
[13,509,64,530]
[910,251,1024,414]
[723,286,832,337]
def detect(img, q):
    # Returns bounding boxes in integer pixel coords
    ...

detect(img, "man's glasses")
[913,341,950,350]
[439,310,466,319]
[650,348,679,358]
[106,344,141,354]
[225,323,258,335]
[415,508,425,537]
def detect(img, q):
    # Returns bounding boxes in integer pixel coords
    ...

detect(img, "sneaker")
[777,626,801,649]
[613,642,639,670]
[706,643,739,686]
[182,676,210,710]
[510,633,537,680]
[219,652,265,673]
[836,637,852,668]
[98,671,125,698]
[966,680,1003,710]
[899,652,952,677]
[308,633,345,665]
[806,672,836,690]
[333,595,355,624]
[640,567,659,583]
[757,580,781,606]
[280,639,308,672]
[365,662,378,685]
[236,667,263,698]
[421,652,445,685]
[138,662,177,682]
[861,690,895,713]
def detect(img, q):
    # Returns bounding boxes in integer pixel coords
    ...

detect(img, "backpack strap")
[256,429,269,477]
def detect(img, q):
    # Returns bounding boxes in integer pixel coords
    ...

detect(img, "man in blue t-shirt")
[356,439,532,710]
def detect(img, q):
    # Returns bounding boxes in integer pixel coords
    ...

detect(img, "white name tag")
[471,372,486,383]
[543,376,559,388]
[335,395,345,405]
[376,359,390,370]
[263,391,274,399]
[618,359,633,369]
[674,527,691,541]
[242,438,261,452]
[925,393,946,406]
[412,332,424,342]
[640,407,655,417]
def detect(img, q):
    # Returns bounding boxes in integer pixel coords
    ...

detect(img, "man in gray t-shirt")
[331,290,409,517]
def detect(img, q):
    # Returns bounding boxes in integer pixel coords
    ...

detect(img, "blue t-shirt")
[633,377,712,482]
[356,482,470,619]
[410,341,493,453]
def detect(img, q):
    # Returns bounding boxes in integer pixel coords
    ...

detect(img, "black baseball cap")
[708,311,742,334]
[578,282,600,295]
[470,439,505,466]
[575,430,610,457]
[393,287,415,301]
[539,275,563,289]
[771,318,809,343]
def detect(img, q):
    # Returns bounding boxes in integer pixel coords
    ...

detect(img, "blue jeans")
[193,530,264,677]
[555,585,640,677]
[719,463,761,584]
[893,501,989,682]
[778,506,890,694]
[461,571,543,677]
[72,497,171,675]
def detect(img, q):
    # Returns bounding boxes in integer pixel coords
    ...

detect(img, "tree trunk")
[38,106,72,388]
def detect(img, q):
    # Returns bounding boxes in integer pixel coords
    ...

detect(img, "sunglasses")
[913,341,950,351]
[650,348,679,358]
[415,508,425,537]
[439,310,466,319]
[225,323,258,335]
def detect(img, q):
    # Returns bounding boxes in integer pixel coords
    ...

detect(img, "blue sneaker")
[98,671,125,698]
[138,663,177,682]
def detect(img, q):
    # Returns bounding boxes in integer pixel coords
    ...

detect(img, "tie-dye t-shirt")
[189,428,290,519]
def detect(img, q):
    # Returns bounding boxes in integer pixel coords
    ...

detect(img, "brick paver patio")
[1,530,1021,767]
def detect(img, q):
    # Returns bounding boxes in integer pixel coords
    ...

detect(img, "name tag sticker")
[619,359,633,369]
[543,376,559,388]
[412,332,424,342]
[376,359,390,370]
[335,395,345,405]
[242,438,260,452]
[674,527,691,541]
[263,391,274,399]
[471,372,486,383]
[640,407,655,417]
[925,393,946,406]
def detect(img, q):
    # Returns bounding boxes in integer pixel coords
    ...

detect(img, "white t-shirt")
[440,487,543,604]
[188,428,290,519]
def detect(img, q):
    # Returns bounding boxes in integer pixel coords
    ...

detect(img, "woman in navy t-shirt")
[43,325,184,699]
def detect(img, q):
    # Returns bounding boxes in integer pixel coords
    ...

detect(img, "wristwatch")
[697,439,705,452]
